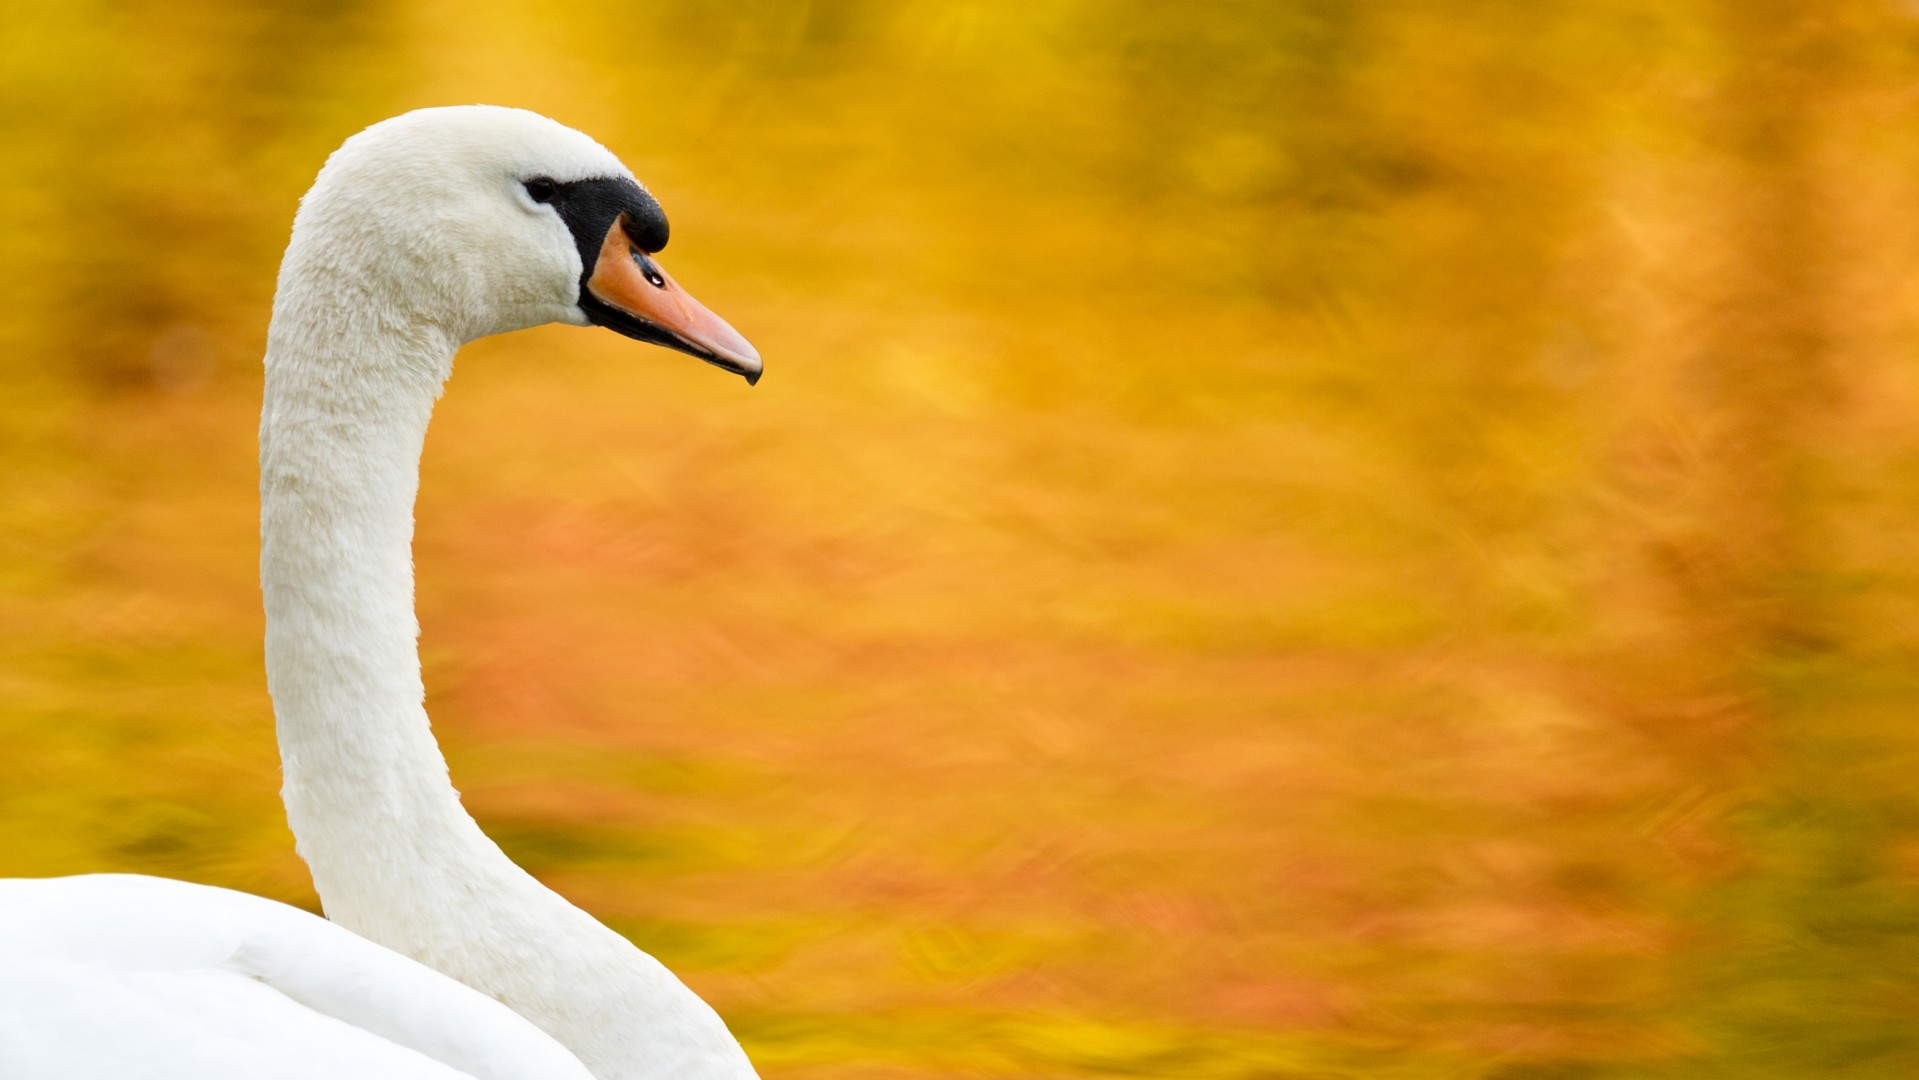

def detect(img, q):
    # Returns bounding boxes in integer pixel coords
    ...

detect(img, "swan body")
[0,875,594,1079]
[2,107,764,1079]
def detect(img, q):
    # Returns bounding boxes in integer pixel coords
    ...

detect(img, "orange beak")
[584,213,763,384]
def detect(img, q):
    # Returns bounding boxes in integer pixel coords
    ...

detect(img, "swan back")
[0,875,595,1080]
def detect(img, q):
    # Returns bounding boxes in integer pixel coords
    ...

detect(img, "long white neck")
[259,267,756,1080]
[261,312,463,889]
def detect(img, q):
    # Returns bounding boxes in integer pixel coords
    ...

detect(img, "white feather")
[2,107,760,1079]
[0,875,593,1079]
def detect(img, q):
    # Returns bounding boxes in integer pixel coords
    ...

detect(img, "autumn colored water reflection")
[8,2,1919,1076]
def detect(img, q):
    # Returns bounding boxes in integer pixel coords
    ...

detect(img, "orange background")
[7,3,1919,1076]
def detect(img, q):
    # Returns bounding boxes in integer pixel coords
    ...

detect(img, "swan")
[0,106,765,1079]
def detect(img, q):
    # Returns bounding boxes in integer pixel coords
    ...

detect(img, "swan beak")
[583,213,763,385]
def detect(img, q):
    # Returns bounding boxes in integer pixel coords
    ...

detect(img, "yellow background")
[6,2,1919,1076]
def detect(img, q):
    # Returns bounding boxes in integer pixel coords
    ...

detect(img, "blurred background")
[6,1,1919,1076]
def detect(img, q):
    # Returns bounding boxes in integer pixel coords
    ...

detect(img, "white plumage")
[0,875,594,1079]
[1,107,763,1079]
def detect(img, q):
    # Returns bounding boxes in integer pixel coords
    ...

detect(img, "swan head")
[284,105,762,383]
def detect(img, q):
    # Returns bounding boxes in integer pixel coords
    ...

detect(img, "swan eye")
[632,250,666,289]
[523,176,558,203]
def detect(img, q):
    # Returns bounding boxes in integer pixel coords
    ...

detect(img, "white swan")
[0,106,765,1080]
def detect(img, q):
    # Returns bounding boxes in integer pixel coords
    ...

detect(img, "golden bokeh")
[8,1,1919,1076]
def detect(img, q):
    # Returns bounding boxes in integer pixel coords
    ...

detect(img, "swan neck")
[254,223,760,1080]
[258,309,479,901]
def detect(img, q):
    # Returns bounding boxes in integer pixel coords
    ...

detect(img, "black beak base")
[545,175,760,385]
